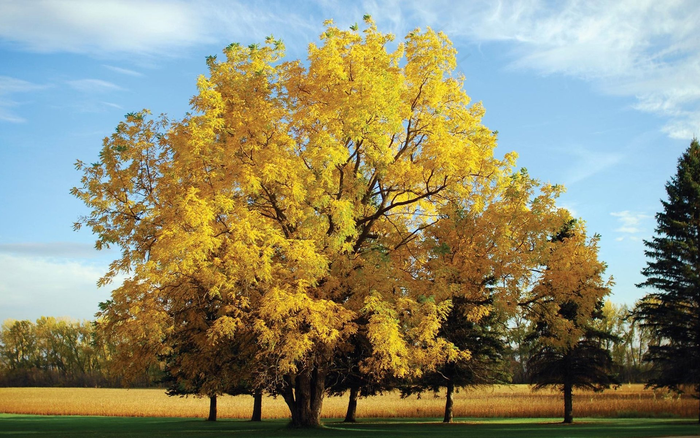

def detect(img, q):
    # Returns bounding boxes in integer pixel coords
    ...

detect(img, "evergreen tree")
[528,300,618,423]
[401,296,510,423]
[636,139,700,422]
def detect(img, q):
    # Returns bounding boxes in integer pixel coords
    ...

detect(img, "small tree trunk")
[563,382,573,424]
[251,390,263,422]
[344,386,359,423]
[207,395,217,422]
[443,382,455,423]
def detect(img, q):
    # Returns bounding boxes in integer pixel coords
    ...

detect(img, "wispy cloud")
[0,253,114,322]
[67,79,123,93]
[558,145,623,185]
[433,0,700,140]
[103,65,143,77]
[0,76,50,123]
[0,0,215,55]
[101,102,123,110]
[357,0,699,140]
[0,242,111,259]
[611,210,651,241]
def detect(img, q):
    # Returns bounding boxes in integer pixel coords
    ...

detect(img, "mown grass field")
[0,415,699,438]
[0,384,696,420]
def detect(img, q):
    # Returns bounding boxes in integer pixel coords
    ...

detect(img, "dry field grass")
[0,384,695,420]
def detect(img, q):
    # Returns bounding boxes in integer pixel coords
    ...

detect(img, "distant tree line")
[1,300,652,388]
[0,317,158,388]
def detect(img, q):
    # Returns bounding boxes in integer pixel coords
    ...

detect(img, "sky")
[0,0,698,323]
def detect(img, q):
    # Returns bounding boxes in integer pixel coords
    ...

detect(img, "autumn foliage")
[72,17,611,427]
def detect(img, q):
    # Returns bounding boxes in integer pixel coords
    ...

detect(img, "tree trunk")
[251,390,263,422]
[281,367,326,428]
[563,381,573,424]
[443,382,455,423]
[207,395,217,422]
[344,385,359,423]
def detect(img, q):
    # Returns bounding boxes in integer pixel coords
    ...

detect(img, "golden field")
[0,385,695,420]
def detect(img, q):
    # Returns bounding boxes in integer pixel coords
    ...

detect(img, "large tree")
[636,138,700,422]
[73,17,514,427]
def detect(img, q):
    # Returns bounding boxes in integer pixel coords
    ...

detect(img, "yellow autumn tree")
[524,220,616,424]
[411,169,569,421]
[74,17,520,427]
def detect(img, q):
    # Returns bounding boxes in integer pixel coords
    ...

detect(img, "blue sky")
[1,0,698,323]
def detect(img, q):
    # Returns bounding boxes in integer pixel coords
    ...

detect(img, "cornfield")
[0,385,695,420]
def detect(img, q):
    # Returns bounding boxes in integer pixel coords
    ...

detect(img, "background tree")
[399,169,568,423]
[635,138,700,422]
[505,310,535,384]
[0,318,112,387]
[401,296,510,423]
[325,324,394,423]
[525,221,617,424]
[596,301,653,383]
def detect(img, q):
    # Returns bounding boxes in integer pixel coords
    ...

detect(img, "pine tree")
[636,139,700,423]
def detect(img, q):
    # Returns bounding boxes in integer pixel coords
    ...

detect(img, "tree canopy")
[71,17,606,427]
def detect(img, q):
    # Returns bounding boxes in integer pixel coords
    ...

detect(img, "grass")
[0,415,699,437]
[0,384,696,419]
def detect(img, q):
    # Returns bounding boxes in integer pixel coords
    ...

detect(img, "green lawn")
[0,415,698,437]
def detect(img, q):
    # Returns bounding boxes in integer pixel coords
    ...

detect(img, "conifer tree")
[636,139,700,422]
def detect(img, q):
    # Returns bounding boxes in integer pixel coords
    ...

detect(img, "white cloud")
[611,210,651,240]
[0,76,50,123]
[558,145,623,185]
[0,254,115,323]
[0,242,113,259]
[0,0,215,55]
[392,0,700,140]
[67,79,123,93]
[103,65,143,77]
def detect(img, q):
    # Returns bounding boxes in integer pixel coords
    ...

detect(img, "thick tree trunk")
[251,390,263,422]
[563,381,573,424]
[281,367,327,428]
[344,386,359,423]
[443,382,455,423]
[207,395,217,422]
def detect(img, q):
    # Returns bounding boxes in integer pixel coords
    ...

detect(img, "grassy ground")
[0,385,696,419]
[0,415,698,437]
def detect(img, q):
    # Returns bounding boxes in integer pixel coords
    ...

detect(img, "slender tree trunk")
[251,389,263,422]
[443,382,455,423]
[344,385,359,423]
[207,395,217,422]
[281,367,327,428]
[563,381,573,424]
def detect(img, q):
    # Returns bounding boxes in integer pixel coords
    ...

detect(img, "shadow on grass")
[0,415,698,437]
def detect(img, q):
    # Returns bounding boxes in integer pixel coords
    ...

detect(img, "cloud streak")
[0,0,215,55]
[0,254,114,323]
[611,210,651,241]
[67,79,123,93]
[0,75,50,123]
[430,0,700,140]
